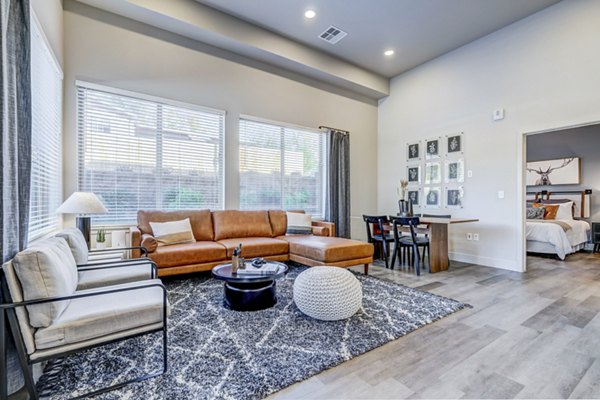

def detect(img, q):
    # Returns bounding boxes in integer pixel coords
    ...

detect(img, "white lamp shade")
[56,192,108,215]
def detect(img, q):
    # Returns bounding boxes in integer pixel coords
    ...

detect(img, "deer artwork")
[527,157,575,185]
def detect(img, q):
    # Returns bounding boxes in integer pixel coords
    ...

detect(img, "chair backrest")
[55,227,89,264]
[2,261,37,355]
[390,216,420,244]
[421,213,451,218]
[362,215,389,241]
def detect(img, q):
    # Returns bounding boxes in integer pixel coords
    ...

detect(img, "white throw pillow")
[13,237,78,327]
[553,202,574,220]
[55,227,89,264]
[149,218,195,246]
[286,212,313,235]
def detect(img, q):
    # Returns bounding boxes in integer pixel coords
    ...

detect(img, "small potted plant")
[96,228,107,250]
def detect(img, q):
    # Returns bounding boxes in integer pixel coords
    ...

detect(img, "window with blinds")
[29,15,63,240]
[239,117,327,217]
[77,84,225,225]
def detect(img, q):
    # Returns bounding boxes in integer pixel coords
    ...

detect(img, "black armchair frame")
[0,271,168,400]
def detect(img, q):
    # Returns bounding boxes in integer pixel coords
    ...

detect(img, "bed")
[525,191,592,260]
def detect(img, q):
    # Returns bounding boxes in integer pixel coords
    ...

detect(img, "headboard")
[526,189,592,219]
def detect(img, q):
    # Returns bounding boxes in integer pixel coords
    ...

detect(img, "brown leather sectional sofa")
[130,209,374,277]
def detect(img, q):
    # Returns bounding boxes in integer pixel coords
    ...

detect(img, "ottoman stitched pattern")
[293,266,363,321]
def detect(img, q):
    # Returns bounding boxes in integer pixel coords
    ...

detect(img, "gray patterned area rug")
[37,265,468,399]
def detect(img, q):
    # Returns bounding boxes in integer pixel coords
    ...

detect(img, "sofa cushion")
[34,280,166,350]
[217,237,289,258]
[268,210,287,237]
[55,228,89,264]
[77,263,154,290]
[13,238,79,327]
[212,210,273,240]
[278,235,373,263]
[138,209,214,241]
[149,241,227,268]
[149,218,195,246]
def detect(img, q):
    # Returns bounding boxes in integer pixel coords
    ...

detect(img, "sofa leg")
[364,264,369,275]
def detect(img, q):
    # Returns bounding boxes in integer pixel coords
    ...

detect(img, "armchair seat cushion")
[34,280,167,350]
[217,237,289,258]
[278,235,373,263]
[77,263,154,290]
[149,241,227,268]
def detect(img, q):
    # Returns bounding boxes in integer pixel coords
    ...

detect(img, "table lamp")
[57,192,108,249]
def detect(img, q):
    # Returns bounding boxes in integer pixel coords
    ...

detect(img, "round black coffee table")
[212,261,288,311]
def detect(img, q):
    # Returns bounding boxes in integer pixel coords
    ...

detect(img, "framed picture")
[526,157,580,186]
[407,188,420,206]
[406,141,421,162]
[445,159,465,183]
[425,162,441,184]
[407,165,421,184]
[445,186,464,208]
[424,187,441,208]
[446,132,463,155]
[425,138,441,160]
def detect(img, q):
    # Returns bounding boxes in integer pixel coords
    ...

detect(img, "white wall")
[62,2,378,239]
[378,0,600,271]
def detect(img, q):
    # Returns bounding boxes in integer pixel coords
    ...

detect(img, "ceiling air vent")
[319,26,347,44]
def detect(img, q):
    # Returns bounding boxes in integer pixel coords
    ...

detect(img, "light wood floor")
[269,251,600,399]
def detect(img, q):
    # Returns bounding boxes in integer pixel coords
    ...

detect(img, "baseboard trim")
[449,251,522,272]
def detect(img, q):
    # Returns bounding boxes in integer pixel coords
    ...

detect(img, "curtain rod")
[319,125,350,134]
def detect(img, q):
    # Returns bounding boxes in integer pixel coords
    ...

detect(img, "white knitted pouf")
[293,266,363,321]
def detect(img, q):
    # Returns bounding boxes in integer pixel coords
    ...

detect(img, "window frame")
[76,81,226,226]
[238,114,328,218]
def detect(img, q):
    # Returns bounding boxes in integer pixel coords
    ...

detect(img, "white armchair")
[0,237,169,399]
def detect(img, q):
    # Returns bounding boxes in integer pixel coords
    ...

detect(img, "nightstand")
[593,223,600,253]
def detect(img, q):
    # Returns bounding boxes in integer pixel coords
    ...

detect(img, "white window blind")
[239,117,327,217]
[77,84,225,225]
[29,14,63,240]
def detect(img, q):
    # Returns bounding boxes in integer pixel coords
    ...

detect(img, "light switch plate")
[498,190,505,199]
[493,108,505,121]
[467,170,473,178]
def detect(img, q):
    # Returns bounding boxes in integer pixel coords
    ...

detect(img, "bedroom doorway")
[520,121,600,272]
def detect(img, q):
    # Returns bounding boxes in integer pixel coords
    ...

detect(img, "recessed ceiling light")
[384,49,395,56]
[304,10,316,19]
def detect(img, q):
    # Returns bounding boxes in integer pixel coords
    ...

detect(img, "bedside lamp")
[57,192,108,249]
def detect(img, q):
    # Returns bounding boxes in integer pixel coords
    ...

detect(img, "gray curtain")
[325,130,350,238]
[1,0,32,395]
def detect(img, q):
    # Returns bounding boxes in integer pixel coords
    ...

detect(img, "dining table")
[384,217,479,273]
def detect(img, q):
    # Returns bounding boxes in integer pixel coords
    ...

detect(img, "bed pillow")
[149,218,195,246]
[553,202,574,220]
[526,207,545,220]
[533,203,559,220]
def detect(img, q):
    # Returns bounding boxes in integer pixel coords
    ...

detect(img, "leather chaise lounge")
[130,210,373,277]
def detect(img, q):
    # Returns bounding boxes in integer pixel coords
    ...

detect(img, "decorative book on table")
[237,263,279,274]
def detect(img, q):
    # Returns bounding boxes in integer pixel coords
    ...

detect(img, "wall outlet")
[473,233,479,241]
[467,233,473,241]
[493,108,505,121]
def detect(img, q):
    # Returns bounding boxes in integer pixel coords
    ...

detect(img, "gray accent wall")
[527,124,600,222]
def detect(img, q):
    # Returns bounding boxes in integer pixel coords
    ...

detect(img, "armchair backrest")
[2,261,37,355]
[12,237,78,328]
[56,227,89,264]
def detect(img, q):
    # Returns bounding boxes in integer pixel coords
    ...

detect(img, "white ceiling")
[196,0,560,78]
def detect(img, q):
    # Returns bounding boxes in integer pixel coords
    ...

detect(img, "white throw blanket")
[526,219,590,259]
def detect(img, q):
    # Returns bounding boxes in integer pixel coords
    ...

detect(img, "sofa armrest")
[312,221,335,237]
[140,233,158,254]
[130,226,142,258]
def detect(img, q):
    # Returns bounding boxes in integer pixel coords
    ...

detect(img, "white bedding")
[526,219,590,260]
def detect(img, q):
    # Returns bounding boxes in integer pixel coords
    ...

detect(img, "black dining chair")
[390,216,430,276]
[363,215,395,269]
